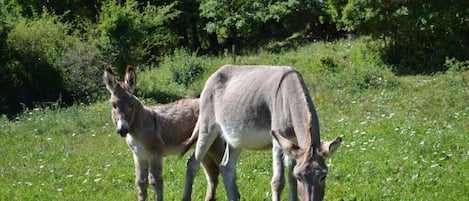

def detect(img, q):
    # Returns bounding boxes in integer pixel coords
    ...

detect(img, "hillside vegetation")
[1,39,468,200]
[1,0,468,116]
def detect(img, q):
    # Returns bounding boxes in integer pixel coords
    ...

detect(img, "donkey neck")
[128,97,155,135]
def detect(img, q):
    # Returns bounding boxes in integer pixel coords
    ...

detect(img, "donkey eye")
[112,103,117,109]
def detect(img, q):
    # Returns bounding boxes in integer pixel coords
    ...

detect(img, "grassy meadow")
[1,39,468,200]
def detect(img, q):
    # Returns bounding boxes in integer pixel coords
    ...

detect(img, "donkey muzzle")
[117,127,128,137]
[116,120,129,137]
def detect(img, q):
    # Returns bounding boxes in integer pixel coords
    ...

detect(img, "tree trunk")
[190,17,201,50]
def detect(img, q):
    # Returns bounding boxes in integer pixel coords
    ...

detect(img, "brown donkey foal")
[103,66,224,201]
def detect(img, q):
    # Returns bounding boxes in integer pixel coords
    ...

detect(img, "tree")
[15,0,104,23]
[95,0,179,73]
[327,0,469,73]
[199,0,299,49]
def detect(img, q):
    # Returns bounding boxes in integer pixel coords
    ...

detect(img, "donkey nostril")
[117,127,129,137]
[116,119,129,137]
[320,176,326,184]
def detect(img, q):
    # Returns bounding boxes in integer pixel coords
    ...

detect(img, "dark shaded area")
[0,56,69,118]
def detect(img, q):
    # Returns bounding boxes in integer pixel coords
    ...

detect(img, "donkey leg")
[201,155,220,201]
[185,125,220,201]
[271,143,285,201]
[196,135,224,201]
[134,156,149,201]
[220,144,241,201]
[287,157,298,201]
[182,154,197,201]
[148,155,163,201]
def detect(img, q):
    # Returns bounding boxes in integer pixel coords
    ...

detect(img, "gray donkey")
[103,66,224,201]
[182,65,341,201]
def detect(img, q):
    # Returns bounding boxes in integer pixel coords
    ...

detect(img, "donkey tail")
[179,122,199,158]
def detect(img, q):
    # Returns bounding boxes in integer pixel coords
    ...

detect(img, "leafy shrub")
[444,58,469,88]
[4,13,71,115]
[3,12,104,116]
[0,0,21,114]
[445,58,469,73]
[94,0,179,73]
[317,55,345,74]
[59,38,104,103]
[327,0,469,73]
[137,49,210,103]
[322,63,397,92]
[319,41,398,91]
[169,52,205,87]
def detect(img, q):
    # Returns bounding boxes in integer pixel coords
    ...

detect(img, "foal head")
[103,65,139,137]
[271,131,341,201]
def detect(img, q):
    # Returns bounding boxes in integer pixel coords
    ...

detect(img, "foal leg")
[185,124,220,201]
[201,155,220,201]
[148,155,163,201]
[201,135,225,201]
[271,143,285,201]
[220,144,241,201]
[133,155,149,201]
[182,154,219,201]
[287,157,298,201]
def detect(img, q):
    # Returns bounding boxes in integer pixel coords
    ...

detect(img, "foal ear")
[318,136,342,158]
[103,67,117,94]
[271,131,303,158]
[124,65,136,94]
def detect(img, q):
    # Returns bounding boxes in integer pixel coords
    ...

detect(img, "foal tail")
[179,122,199,158]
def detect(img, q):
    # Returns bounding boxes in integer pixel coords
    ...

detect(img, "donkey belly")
[220,126,272,150]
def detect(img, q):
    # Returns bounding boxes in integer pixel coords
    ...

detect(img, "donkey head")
[271,131,341,201]
[103,65,138,137]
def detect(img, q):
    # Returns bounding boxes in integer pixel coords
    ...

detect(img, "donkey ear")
[124,65,136,94]
[318,136,342,158]
[271,131,303,158]
[103,67,117,94]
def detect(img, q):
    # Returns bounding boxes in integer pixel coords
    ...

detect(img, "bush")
[94,0,179,73]
[444,58,469,87]
[137,49,210,103]
[318,40,398,91]
[59,38,105,103]
[2,12,104,117]
[168,51,206,87]
[0,1,21,114]
[328,0,469,73]
[316,55,345,74]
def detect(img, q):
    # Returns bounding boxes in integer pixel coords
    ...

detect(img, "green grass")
[320,73,469,200]
[1,39,468,200]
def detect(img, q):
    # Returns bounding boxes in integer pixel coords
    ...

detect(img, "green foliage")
[307,40,398,91]
[137,49,217,103]
[2,11,104,116]
[0,0,22,113]
[444,58,469,88]
[4,13,70,115]
[169,52,206,87]
[200,0,318,46]
[327,0,469,73]
[317,56,345,74]
[15,0,103,23]
[95,0,179,73]
[1,0,468,116]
